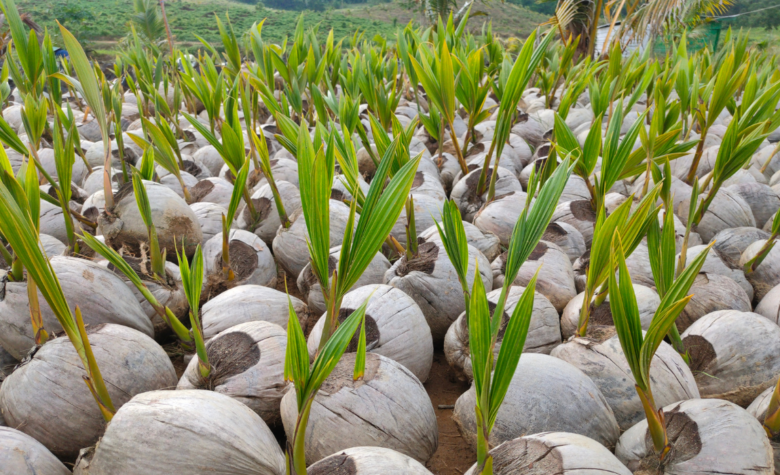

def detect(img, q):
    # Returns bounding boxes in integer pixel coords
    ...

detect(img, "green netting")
[653,21,724,54]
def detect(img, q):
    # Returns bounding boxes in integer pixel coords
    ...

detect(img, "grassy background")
[16,0,548,56]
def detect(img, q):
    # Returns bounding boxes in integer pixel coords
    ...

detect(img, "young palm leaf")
[131,169,166,279]
[177,242,208,378]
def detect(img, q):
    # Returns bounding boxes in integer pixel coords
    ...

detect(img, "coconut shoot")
[131,169,168,280]
[177,243,209,378]
[744,211,780,275]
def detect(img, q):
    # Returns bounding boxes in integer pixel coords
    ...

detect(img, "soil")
[425,352,477,475]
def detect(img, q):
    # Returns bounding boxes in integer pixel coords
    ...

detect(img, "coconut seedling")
[607,233,712,464]
[436,157,573,474]
[129,117,192,202]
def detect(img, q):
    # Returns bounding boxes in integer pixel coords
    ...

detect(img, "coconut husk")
[75,390,285,475]
[616,399,773,474]
[190,202,227,244]
[307,284,433,382]
[552,336,699,431]
[297,248,390,317]
[201,230,277,301]
[331,174,370,204]
[551,200,597,247]
[755,283,780,325]
[727,182,780,229]
[464,432,631,475]
[192,145,224,176]
[280,353,438,465]
[383,240,493,343]
[0,427,71,475]
[309,447,434,475]
[678,187,756,242]
[419,221,502,262]
[0,324,176,461]
[511,113,546,148]
[201,285,309,341]
[712,227,770,268]
[473,192,531,247]
[445,286,560,381]
[390,193,444,248]
[681,245,753,301]
[159,171,198,200]
[433,153,462,193]
[682,310,780,407]
[178,321,286,425]
[453,353,619,451]
[677,273,752,332]
[541,222,586,263]
[741,239,780,303]
[449,167,522,223]
[82,167,122,196]
[189,177,234,209]
[99,180,203,258]
[0,256,153,360]
[560,285,660,341]
[236,180,301,248]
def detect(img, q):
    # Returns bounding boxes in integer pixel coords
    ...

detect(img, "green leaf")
[468,260,492,404]
[285,291,310,409]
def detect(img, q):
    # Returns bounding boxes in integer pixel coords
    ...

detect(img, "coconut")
[681,244,753,301]
[158,171,198,199]
[444,286,560,381]
[631,172,694,210]
[677,187,756,242]
[409,171,447,203]
[82,167,122,196]
[552,336,699,430]
[201,230,277,300]
[616,399,773,474]
[741,239,780,302]
[453,353,620,450]
[728,182,780,228]
[0,344,16,377]
[189,202,227,244]
[747,387,780,474]
[389,193,444,248]
[0,324,176,461]
[682,310,780,407]
[104,258,188,335]
[177,321,286,425]
[298,247,391,316]
[307,284,433,382]
[189,177,234,209]
[73,390,285,475]
[418,221,502,262]
[449,167,522,222]
[99,181,202,258]
[712,227,771,267]
[551,200,597,247]
[39,233,66,258]
[38,199,79,245]
[677,273,752,332]
[511,113,546,148]
[473,191,530,246]
[308,447,434,475]
[540,222,586,263]
[491,241,576,313]
[0,256,153,360]
[383,239,493,343]
[756,283,780,325]
[192,145,224,176]
[237,180,302,247]
[273,200,355,279]
[201,285,309,341]
[0,427,71,475]
[432,153,462,193]
[560,285,661,340]
[463,432,632,475]
[280,353,438,465]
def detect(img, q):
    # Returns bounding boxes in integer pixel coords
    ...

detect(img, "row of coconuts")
[2,75,780,475]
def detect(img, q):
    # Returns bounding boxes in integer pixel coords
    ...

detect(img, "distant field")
[15,0,548,56]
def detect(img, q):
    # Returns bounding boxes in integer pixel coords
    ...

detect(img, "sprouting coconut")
[307,284,433,383]
[540,221,586,263]
[189,177,234,209]
[192,145,225,176]
[491,241,576,313]
[616,399,773,474]
[727,182,780,228]
[38,199,78,245]
[82,167,122,196]
[99,181,203,258]
[449,167,522,222]
[560,285,660,340]
[273,200,355,279]
[676,273,752,332]
[298,247,391,316]
[201,285,309,341]
[678,187,756,242]
[453,353,619,451]
[237,180,302,247]
[383,239,493,343]
[189,202,227,244]
[0,256,153,360]
[0,324,177,461]
[463,432,632,475]
[178,321,286,425]
[552,335,699,430]
[0,427,71,475]
[308,447,434,475]
[756,283,780,325]
[280,353,438,465]
[747,387,780,473]
[73,390,285,475]
[444,286,560,381]
[682,310,780,407]
[389,193,444,248]
[741,239,780,302]
[409,171,447,202]
[712,227,770,268]
[419,221,502,262]
[551,200,598,247]
[473,191,531,246]
[681,244,754,301]
[201,230,277,300]
[511,113,546,148]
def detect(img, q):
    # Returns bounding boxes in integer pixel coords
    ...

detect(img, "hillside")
[15,0,548,53]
